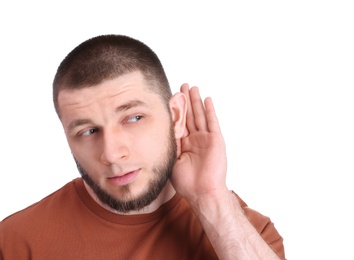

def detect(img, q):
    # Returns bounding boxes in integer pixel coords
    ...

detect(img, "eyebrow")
[67,119,93,133]
[67,99,149,132]
[115,100,148,113]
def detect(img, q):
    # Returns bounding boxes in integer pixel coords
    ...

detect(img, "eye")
[126,115,143,123]
[81,128,98,136]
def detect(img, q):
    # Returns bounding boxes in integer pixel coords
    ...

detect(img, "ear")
[169,92,187,139]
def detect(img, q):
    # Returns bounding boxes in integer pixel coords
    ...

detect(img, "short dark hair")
[53,34,171,116]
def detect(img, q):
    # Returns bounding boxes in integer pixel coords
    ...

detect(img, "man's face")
[58,71,177,213]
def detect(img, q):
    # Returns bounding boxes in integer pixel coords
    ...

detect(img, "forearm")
[191,190,281,260]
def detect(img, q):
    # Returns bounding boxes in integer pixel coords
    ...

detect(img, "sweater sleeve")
[234,192,286,260]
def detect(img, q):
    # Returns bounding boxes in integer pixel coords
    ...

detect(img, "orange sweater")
[0,178,285,259]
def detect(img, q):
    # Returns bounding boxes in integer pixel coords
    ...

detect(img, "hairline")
[56,69,171,119]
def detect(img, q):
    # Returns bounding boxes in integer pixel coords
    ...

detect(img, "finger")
[180,83,197,132]
[204,97,221,133]
[189,86,208,131]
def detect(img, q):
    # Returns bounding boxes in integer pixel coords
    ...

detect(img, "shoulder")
[0,179,78,230]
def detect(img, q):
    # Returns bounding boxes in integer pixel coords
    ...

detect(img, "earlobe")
[169,92,187,139]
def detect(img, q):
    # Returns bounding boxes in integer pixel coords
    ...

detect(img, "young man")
[0,35,285,259]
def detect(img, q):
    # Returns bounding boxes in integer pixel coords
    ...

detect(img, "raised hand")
[170,84,282,260]
[170,83,229,204]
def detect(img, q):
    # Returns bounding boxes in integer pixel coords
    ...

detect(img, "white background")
[1,1,353,259]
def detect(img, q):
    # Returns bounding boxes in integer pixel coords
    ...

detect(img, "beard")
[74,124,177,214]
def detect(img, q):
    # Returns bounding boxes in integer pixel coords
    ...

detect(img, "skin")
[58,71,281,259]
[58,71,185,214]
[175,84,281,259]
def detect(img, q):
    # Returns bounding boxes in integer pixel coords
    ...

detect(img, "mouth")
[107,169,140,186]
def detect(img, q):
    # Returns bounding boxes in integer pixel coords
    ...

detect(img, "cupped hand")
[170,83,229,204]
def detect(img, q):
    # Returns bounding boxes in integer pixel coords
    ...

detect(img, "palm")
[170,84,228,202]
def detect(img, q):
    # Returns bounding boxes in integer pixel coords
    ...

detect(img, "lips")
[107,170,139,186]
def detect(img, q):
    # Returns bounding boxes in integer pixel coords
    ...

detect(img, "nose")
[100,128,129,165]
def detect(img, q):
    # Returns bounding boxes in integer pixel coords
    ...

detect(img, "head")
[53,34,172,117]
[53,35,186,213]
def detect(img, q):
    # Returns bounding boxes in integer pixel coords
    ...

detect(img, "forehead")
[58,71,155,111]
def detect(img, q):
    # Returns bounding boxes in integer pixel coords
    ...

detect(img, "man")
[0,34,285,259]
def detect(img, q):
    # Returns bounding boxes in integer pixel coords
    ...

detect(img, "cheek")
[138,125,171,159]
[139,133,165,157]
[67,136,102,164]
[70,146,101,176]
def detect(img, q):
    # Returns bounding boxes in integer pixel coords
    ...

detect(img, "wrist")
[189,189,243,223]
